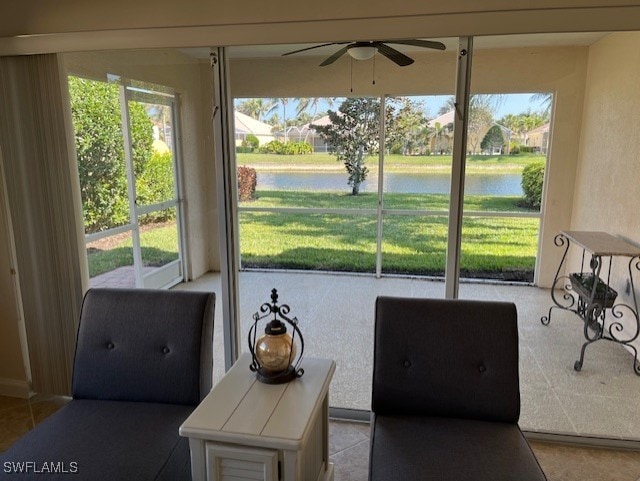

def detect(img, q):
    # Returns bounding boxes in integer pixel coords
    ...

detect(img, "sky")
[426,93,549,119]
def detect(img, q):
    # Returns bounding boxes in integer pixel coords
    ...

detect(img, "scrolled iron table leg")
[542,234,576,325]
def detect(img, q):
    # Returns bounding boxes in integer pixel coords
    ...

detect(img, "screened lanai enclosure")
[54,30,640,444]
[235,93,547,283]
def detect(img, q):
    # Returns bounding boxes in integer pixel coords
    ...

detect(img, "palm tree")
[294,112,313,125]
[438,94,504,117]
[296,98,338,143]
[498,110,548,146]
[271,98,297,142]
[266,113,283,133]
[438,97,456,116]
[296,98,318,119]
[530,93,553,119]
[236,98,277,121]
[432,122,452,154]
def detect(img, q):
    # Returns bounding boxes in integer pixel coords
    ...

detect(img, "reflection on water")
[257,171,523,196]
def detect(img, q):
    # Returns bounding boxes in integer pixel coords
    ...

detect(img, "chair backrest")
[372,296,520,423]
[72,288,215,405]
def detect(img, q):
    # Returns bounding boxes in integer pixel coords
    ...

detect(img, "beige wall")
[570,31,640,339]
[5,0,640,37]
[231,45,589,286]
[64,49,219,278]
[0,157,29,397]
[3,2,640,56]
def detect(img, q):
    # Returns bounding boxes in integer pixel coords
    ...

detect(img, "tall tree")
[386,97,430,155]
[312,98,384,195]
[436,95,502,152]
[498,110,547,144]
[296,97,321,120]
[236,98,276,121]
[438,97,456,116]
[481,125,506,153]
[432,121,453,154]
[466,96,496,153]
[266,113,282,132]
[296,98,337,142]
[294,112,313,126]
[271,98,296,142]
[530,93,553,118]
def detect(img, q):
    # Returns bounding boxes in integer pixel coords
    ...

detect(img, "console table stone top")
[561,231,640,257]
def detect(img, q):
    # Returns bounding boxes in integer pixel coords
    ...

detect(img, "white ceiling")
[222,32,607,58]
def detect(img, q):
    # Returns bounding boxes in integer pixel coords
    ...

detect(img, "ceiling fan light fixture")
[347,45,377,61]
[282,39,445,67]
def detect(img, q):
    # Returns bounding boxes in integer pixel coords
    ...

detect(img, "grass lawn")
[237,152,545,174]
[87,192,539,282]
[87,222,179,278]
[242,190,536,213]
[239,191,539,281]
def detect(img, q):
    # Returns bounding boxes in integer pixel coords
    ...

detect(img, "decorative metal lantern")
[248,288,305,384]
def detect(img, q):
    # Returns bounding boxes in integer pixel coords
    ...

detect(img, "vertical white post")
[375,96,386,278]
[211,48,241,370]
[119,82,143,288]
[171,95,189,282]
[445,37,473,299]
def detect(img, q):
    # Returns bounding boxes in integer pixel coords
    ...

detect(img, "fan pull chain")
[350,57,353,93]
[372,54,376,85]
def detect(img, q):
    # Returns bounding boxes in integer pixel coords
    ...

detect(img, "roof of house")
[527,122,550,134]
[234,111,274,136]
[305,114,332,128]
[284,114,333,135]
[427,110,455,128]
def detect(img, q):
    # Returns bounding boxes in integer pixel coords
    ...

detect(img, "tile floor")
[177,270,640,441]
[2,396,640,481]
[0,395,70,453]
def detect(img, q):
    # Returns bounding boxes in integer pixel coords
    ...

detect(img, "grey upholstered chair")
[369,296,546,481]
[1,288,215,480]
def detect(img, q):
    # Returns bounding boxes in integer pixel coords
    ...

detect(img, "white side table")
[180,353,336,481]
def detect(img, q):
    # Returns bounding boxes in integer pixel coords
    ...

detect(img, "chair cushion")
[0,400,193,480]
[72,288,213,405]
[372,296,520,423]
[369,415,546,481]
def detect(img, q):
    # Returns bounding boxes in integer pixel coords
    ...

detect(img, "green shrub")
[258,140,313,155]
[521,161,545,208]
[291,141,313,155]
[243,134,260,151]
[237,166,257,201]
[258,140,283,154]
[136,151,176,223]
[236,145,253,153]
[69,76,154,233]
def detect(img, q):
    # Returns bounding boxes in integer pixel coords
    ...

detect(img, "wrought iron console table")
[541,231,640,375]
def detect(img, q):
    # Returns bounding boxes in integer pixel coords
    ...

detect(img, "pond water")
[257,171,523,196]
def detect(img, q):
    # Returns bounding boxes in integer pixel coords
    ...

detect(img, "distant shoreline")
[240,162,525,174]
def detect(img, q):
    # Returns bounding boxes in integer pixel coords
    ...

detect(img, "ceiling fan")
[282,39,446,67]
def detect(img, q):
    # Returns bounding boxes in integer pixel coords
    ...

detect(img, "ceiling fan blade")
[384,39,447,51]
[376,43,414,67]
[319,46,350,66]
[282,43,341,56]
